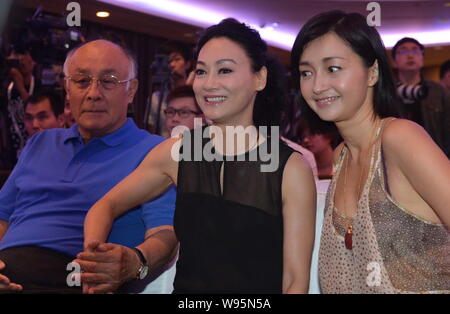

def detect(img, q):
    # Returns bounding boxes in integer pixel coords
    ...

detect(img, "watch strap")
[132,247,148,266]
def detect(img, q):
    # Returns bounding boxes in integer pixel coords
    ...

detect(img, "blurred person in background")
[5,46,39,161]
[148,40,195,137]
[392,37,450,157]
[298,117,340,180]
[24,91,65,138]
[164,85,204,137]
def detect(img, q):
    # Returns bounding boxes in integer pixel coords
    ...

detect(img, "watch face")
[139,265,149,280]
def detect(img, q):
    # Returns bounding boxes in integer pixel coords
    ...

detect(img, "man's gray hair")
[63,40,137,79]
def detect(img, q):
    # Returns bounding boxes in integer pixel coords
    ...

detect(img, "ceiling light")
[98,0,450,50]
[382,29,450,48]
[96,11,110,18]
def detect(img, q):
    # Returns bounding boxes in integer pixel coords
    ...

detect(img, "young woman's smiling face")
[298,32,378,123]
[193,36,266,126]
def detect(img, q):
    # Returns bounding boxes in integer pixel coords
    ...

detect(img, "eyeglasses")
[66,73,134,90]
[164,108,201,118]
[396,49,423,56]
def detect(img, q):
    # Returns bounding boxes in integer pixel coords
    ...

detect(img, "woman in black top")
[83,19,316,294]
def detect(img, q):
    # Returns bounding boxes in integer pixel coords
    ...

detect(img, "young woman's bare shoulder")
[382,118,430,153]
[286,151,311,171]
[380,118,449,172]
[283,152,316,186]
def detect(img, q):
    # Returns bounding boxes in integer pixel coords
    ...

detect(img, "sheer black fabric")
[173,127,296,293]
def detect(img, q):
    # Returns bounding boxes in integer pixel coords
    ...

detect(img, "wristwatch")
[132,247,149,280]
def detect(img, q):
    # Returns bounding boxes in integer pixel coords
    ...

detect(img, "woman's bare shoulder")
[283,152,316,188]
[381,118,431,153]
[381,118,448,171]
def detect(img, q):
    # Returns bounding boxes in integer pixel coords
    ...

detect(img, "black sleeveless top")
[173,127,296,293]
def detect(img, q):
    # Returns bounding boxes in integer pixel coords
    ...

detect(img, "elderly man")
[0,40,177,293]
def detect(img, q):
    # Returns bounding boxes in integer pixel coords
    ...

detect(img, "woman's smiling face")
[298,32,378,123]
[193,36,266,126]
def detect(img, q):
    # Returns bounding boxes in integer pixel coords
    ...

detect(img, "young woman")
[291,10,450,293]
[83,19,316,294]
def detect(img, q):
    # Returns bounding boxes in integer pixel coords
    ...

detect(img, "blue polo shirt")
[0,118,176,257]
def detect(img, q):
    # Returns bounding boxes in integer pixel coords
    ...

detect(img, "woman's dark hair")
[291,10,399,132]
[196,18,287,128]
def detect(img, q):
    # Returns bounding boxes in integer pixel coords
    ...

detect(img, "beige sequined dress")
[318,121,450,294]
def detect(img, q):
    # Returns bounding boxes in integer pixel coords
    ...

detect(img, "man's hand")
[0,260,23,292]
[75,241,140,294]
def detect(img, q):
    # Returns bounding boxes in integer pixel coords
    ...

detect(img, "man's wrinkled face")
[64,40,138,140]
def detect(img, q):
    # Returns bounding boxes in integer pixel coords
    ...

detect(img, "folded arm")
[83,137,179,247]
[76,225,178,294]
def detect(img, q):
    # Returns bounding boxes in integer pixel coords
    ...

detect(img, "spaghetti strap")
[373,117,397,152]
[378,117,397,135]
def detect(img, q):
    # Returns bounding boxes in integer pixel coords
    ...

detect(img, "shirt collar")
[63,118,139,147]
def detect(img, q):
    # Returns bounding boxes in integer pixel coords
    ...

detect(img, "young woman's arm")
[83,137,179,248]
[382,119,450,226]
[281,152,317,294]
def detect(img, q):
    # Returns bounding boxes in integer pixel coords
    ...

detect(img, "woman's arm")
[281,152,317,294]
[382,119,450,226]
[83,137,179,248]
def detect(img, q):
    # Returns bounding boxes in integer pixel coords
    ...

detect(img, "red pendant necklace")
[345,225,353,250]
[342,152,357,250]
[341,119,381,250]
